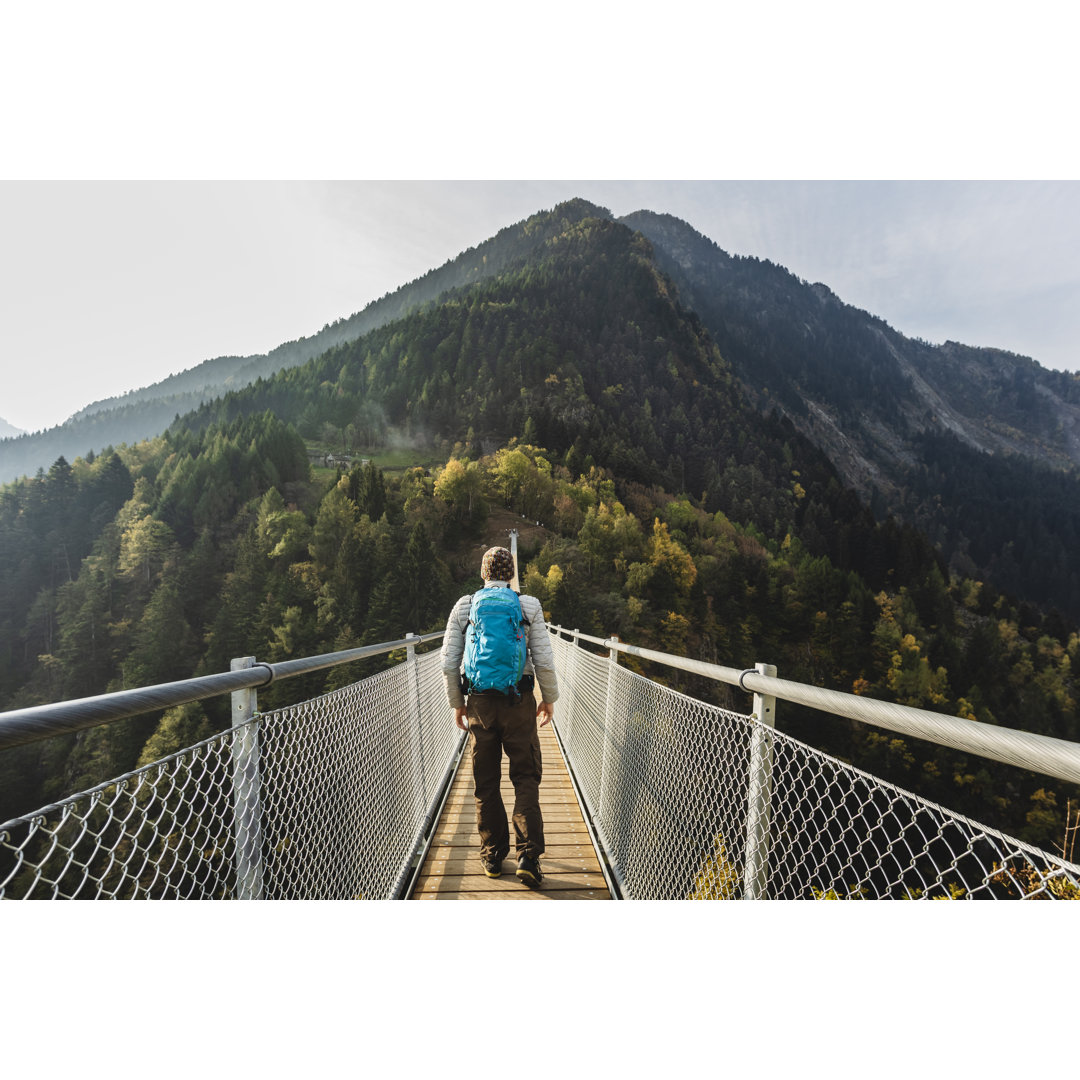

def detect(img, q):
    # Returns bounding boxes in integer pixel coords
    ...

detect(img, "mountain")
[0,201,598,484]
[621,210,1080,490]
[0,417,23,438]
[5,197,1080,617]
[621,210,1080,616]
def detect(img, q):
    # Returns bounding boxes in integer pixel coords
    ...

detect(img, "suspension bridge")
[2,625,1079,900]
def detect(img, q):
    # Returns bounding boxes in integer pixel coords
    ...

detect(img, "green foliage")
[137,703,213,768]
[434,457,487,536]
[897,431,1080,620]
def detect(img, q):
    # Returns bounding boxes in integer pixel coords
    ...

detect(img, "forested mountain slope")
[624,209,1080,618]
[8,198,1080,623]
[623,209,1080,483]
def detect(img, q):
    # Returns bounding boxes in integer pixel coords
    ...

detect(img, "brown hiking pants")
[467,692,544,861]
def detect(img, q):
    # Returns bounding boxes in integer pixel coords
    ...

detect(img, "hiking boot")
[480,855,502,879]
[516,853,543,888]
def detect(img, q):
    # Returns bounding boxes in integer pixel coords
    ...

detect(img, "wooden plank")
[442,793,580,806]
[414,890,610,901]
[441,794,580,809]
[422,841,599,858]
[472,794,577,803]
[449,780,578,792]
[412,871,608,895]
[434,812,587,816]
[429,819,591,834]
[442,801,580,813]
[418,866,602,882]
[446,783,578,792]
[428,828,592,849]
[419,852,603,875]
[450,794,583,805]
[427,824,592,839]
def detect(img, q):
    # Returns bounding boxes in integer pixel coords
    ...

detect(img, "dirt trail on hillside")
[446,507,553,583]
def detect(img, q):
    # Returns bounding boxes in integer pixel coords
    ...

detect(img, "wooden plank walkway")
[410,721,612,900]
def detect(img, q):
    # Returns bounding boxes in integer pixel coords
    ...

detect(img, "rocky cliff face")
[621,209,1080,502]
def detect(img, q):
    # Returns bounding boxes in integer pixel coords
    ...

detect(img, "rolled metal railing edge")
[0,631,445,753]
[549,625,1080,788]
[744,672,1080,788]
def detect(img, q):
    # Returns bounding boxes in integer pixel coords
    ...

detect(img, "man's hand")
[454,706,469,731]
[537,700,554,728]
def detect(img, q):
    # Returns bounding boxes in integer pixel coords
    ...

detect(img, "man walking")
[440,545,559,887]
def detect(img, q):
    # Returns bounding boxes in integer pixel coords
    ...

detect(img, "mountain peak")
[548,197,613,221]
[619,209,734,272]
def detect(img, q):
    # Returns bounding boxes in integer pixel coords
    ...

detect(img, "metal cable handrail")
[550,626,1080,787]
[0,632,444,752]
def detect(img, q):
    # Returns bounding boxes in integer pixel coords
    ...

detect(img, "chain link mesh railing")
[548,633,1080,900]
[0,648,459,900]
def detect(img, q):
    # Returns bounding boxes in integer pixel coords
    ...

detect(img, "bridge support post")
[406,632,427,805]
[563,628,581,746]
[230,656,264,901]
[509,529,520,592]
[600,636,619,833]
[743,662,777,900]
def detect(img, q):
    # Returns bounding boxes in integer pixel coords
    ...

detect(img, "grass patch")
[307,443,444,477]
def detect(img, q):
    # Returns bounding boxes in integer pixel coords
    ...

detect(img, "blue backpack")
[463,588,529,697]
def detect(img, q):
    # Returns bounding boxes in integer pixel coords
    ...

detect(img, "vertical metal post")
[563,627,581,745]
[743,662,777,900]
[230,656,264,901]
[406,632,426,807]
[599,635,619,828]
[509,528,520,591]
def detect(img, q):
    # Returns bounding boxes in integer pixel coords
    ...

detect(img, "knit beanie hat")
[481,546,515,582]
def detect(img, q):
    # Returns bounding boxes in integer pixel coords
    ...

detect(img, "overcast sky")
[3,6,1078,438]
[3,178,1078,435]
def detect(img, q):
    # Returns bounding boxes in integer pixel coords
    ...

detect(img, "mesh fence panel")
[0,650,459,900]
[258,650,456,900]
[0,735,240,900]
[548,634,1080,900]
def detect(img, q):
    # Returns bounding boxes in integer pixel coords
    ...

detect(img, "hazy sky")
[3,179,1078,435]
[3,6,1077,440]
